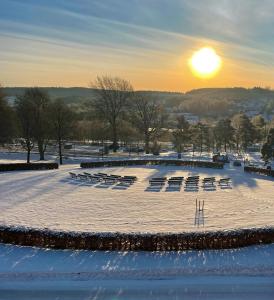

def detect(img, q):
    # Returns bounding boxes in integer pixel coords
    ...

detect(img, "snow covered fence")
[81,159,224,169]
[244,166,274,177]
[0,225,274,251]
[0,162,59,172]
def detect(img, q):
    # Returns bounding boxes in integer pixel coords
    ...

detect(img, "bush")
[81,159,224,169]
[0,163,59,172]
[244,166,274,177]
[0,225,274,251]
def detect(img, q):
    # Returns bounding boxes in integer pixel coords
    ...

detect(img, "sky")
[1,0,274,91]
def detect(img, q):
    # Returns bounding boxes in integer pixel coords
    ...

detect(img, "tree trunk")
[38,140,45,160]
[40,152,45,160]
[145,133,150,154]
[236,140,239,153]
[112,124,118,152]
[58,138,63,165]
[27,149,30,164]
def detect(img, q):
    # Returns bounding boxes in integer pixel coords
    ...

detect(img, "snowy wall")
[0,226,274,251]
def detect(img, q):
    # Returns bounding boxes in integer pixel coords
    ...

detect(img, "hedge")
[244,166,274,177]
[0,163,59,172]
[0,225,273,251]
[81,159,224,169]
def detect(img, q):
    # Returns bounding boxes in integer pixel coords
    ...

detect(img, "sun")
[189,47,221,78]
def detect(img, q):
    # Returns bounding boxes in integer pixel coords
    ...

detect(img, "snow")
[0,153,274,233]
[0,243,274,299]
[1,152,274,298]
[0,149,214,164]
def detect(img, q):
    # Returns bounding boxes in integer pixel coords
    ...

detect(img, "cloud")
[0,0,274,89]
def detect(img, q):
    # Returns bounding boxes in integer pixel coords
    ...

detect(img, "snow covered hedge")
[0,163,59,172]
[0,225,273,251]
[244,166,274,177]
[81,159,224,169]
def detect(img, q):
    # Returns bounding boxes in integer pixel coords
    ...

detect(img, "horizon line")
[2,85,273,94]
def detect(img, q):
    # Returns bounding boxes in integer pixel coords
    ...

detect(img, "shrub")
[0,225,274,251]
[81,159,224,169]
[244,166,274,177]
[0,163,59,172]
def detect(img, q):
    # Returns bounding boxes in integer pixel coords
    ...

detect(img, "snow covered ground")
[0,153,274,233]
[0,149,215,164]
[1,152,274,299]
[0,243,274,299]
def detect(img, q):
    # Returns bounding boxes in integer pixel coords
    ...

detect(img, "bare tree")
[49,99,75,165]
[19,88,51,160]
[131,96,165,154]
[15,94,35,163]
[172,115,190,158]
[91,75,133,152]
[31,88,51,160]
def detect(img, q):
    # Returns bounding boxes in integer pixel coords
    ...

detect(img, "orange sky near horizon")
[1,1,274,92]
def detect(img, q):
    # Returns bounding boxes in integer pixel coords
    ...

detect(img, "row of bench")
[69,172,137,185]
[149,176,231,187]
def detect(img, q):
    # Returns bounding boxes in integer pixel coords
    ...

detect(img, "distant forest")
[4,86,274,118]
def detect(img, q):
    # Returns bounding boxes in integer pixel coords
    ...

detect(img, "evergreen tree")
[0,86,15,144]
[251,115,266,142]
[261,142,272,163]
[214,118,234,152]
[232,114,256,152]
[266,128,274,145]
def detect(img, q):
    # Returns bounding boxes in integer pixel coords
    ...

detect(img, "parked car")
[233,160,242,166]
[213,153,230,163]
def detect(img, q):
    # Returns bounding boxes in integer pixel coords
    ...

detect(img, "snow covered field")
[1,152,274,299]
[0,243,274,299]
[0,156,274,233]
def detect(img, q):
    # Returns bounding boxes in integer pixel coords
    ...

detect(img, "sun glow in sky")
[0,0,274,91]
[190,47,221,78]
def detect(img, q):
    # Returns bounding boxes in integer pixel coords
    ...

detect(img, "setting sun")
[190,47,221,78]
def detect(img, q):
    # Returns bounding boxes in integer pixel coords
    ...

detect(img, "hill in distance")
[3,86,274,118]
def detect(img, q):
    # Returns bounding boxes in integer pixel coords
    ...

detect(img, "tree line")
[0,76,274,164]
[0,86,75,164]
